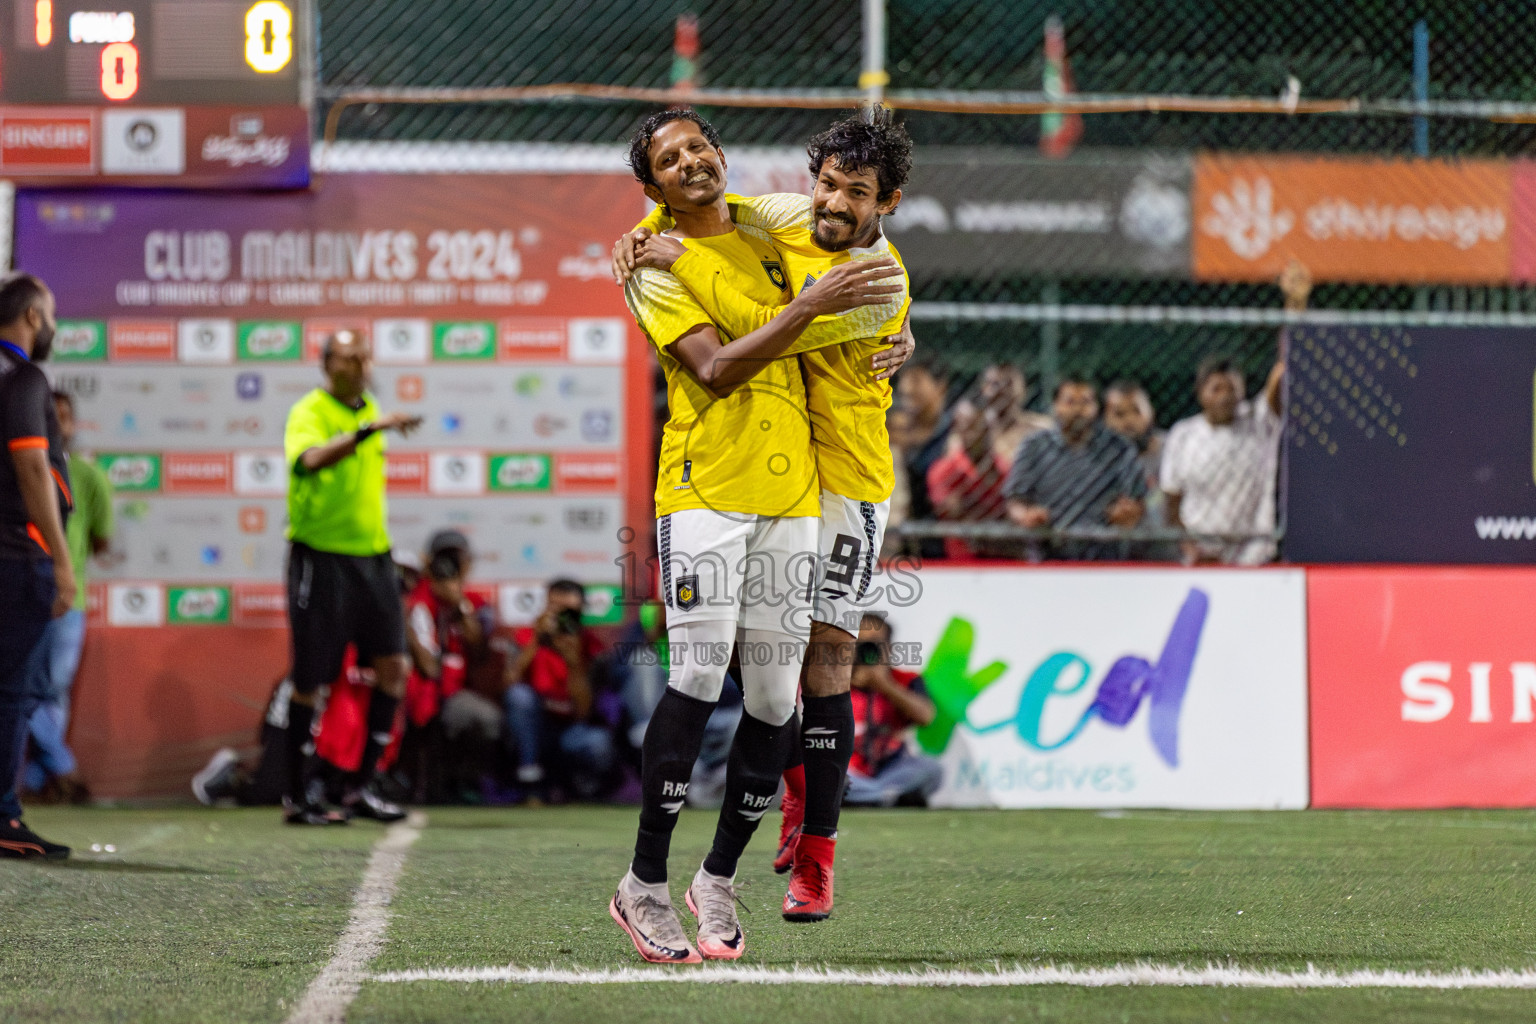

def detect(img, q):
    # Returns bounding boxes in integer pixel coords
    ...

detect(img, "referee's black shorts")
[285,541,407,696]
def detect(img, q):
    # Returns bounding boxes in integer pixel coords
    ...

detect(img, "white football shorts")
[657,507,817,637]
[812,488,891,636]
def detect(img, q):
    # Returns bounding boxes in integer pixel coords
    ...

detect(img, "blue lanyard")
[0,340,25,362]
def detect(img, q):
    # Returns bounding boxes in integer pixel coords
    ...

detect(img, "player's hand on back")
[872,311,916,381]
[633,234,687,272]
[611,228,654,284]
[795,256,903,317]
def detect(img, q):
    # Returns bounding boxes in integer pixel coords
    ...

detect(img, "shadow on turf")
[31,859,224,875]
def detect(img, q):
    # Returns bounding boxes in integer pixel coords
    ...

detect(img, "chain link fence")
[315,0,1536,562]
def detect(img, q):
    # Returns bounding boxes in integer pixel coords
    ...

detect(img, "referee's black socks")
[284,700,318,806]
[632,688,716,885]
[357,690,401,788]
[800,692,854,840]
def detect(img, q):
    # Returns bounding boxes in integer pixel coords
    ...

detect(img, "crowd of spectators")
[891,350,1286,564]
[888,266,1305,564]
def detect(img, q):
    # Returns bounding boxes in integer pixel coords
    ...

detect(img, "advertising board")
[882,567,1309,809]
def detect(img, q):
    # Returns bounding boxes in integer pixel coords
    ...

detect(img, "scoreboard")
[0,0,311,186]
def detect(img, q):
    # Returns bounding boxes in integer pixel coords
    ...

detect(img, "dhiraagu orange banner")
[1194,155,1512,284]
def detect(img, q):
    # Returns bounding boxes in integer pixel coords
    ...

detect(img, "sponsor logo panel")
[97,452,162,491]
[881,567,1309,809]
[428,452,486,496]
[555,452,621,492]
[52,320,106,361]
[1309,567,1536,808]
[1193,155,1511,283]
[372,319,430,364]
[177,319,236,363]
[499,317,566,360]
[433,321,496,360]
[488,453,552,492]
[107,583,164,627]
[101,109,186,175]
[237,321,301,360]
[0,112,95,170]
[566,318,627,364]
[167,585,231,624]
[233,452,286,496]
[385,453,428,494]
[233,583,287,627]
[109,320,176,361]
[163,452,232,494]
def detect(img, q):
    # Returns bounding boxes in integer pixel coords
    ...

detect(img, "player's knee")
[743,682,797,727]
[667,660,726,704]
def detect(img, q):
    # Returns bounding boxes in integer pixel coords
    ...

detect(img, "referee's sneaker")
[280,329,420,825]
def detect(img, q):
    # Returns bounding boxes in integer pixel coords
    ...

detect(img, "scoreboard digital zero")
[0,0,312,186]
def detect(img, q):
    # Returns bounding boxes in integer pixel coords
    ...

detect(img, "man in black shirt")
[0,274,72,859]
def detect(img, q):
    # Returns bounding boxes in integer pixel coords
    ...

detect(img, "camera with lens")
[553,608,582,635]
[854,640,883,666]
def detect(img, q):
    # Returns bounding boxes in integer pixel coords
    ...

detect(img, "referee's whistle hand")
[376,411,424,437]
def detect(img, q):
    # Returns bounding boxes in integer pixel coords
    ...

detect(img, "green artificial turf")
[10,805,1536,1022]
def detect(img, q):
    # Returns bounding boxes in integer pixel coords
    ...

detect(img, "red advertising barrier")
[1309,566,1536,807]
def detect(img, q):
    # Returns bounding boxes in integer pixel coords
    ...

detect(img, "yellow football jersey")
[624,226,820,520]
[641,193,910,503]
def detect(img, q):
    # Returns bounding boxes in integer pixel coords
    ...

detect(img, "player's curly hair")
[805,109,914,203]
[627,109,722,188]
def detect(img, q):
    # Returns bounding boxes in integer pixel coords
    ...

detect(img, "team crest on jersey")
[761,260,787,290]
[675,574,701,611]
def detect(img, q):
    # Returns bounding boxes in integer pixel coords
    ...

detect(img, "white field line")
[285,811,427,1024]
[370,962,1536,990]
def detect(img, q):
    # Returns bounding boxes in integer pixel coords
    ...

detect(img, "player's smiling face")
[645,121,727,212]
[811,157,901,251]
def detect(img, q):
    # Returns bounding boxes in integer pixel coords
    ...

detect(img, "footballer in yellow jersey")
[609,109,904,967]
[617,111,919,926]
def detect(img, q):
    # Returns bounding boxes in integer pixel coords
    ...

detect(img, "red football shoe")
[782,833,835,922]
[773,783,804,874]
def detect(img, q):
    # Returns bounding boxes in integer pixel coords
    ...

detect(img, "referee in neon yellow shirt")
[281,329,421,825]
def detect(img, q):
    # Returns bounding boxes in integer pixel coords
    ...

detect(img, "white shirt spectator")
[1160,399,1280,564]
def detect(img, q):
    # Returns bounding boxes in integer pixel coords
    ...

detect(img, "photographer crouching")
[402,530,503,802]
[506,579,616,801]
[844,613,945,808]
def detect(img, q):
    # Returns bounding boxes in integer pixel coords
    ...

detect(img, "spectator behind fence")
[843,614,943,808]
[926,395,1007,559]
[22,389,113,804]
[979,363,1052,470]
[506,579,617,800]
[401,530,503,801]
[895,354,951,558]
[1003,376,1147,561]
[1161,354,1284,565]
[1102,379,1175,560]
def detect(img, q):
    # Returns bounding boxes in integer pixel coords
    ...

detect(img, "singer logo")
[555,453,620,492]
[164,453,231,494]
[0,114,93,169]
